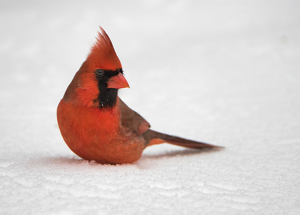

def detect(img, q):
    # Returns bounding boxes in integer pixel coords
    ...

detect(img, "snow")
[1,0,300,214]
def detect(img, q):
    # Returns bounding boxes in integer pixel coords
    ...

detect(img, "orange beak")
[107,73,130,89]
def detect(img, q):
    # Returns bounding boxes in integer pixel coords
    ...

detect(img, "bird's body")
[57,27,220,164]
[57,98,145,164]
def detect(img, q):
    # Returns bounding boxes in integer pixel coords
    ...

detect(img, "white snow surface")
[1,1,300,214]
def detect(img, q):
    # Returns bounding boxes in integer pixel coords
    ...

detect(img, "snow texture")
[1,0,300,214]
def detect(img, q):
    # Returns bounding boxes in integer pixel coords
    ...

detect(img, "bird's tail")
[142,129,222,149]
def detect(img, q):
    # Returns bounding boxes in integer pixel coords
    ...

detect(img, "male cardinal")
[57,27,220,164]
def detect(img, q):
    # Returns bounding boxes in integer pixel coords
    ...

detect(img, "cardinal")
[57,27,221,164]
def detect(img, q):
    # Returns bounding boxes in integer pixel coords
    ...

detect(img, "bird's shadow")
[141,147,223,160]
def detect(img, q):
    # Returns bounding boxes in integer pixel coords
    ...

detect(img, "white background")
[1,0,299,214]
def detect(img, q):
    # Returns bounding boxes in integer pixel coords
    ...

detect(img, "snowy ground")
[1,1,300,214]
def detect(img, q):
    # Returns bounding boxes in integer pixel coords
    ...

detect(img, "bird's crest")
[87,27,122,71]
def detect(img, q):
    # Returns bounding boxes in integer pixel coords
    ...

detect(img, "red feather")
[87,27,122,71]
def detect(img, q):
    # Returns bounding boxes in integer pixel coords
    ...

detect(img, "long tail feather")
[143,130,223,149]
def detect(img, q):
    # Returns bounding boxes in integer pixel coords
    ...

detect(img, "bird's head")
[63,27,129,108]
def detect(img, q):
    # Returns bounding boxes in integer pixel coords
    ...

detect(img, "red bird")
[57,27,221,164]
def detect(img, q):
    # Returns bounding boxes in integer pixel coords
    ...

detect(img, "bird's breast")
[57,100,119,158]
[57,100,144,164]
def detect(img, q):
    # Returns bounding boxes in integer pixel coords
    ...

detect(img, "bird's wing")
[118,98,150,135]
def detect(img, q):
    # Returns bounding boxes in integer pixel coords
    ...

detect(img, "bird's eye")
[95,69,104,76]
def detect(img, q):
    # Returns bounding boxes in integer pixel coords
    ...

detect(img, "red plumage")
[57,27,221,164]
[87,27,122,71]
